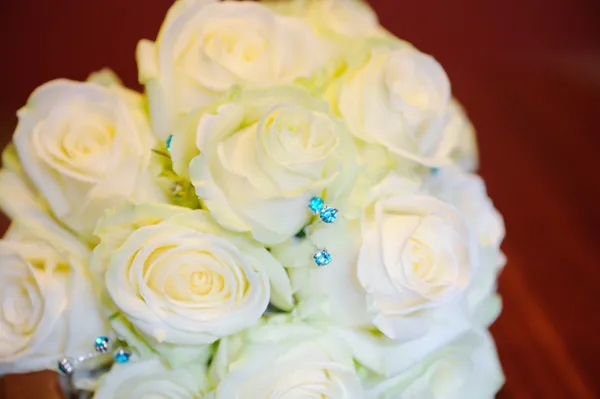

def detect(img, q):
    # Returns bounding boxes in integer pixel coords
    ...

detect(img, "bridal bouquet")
[0,0,506,397]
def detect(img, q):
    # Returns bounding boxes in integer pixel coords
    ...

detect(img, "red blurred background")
[1,1,599,398]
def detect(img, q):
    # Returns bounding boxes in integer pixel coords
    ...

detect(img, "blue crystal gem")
[313,249,332,266]
[319,207,338,223]
[309,197,325,214]
[431,167,440,175]
[114,348,131,364]
[166,135,173,152]
[95,336,110,353]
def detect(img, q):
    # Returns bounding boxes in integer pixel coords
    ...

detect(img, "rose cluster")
[0,0,505,397]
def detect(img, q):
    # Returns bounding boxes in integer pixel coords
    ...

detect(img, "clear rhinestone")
[172,183,184,198]
[58,357,74,375]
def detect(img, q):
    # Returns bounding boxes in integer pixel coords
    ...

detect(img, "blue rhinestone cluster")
[308,196,338,224]
[166,135,173,152]
[319,207,338,223]
[307,197,339,267]
[95,336,110,353]
[309,197,324,213]
[313,249,332,266]
[114,348,131,364]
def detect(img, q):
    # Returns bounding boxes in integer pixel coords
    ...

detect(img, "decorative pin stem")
[56,335,132,375]
[306,196,338,267]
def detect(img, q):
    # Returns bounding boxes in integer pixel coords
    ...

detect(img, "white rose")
[265,0,386,39]
[172,86,357,245]
[427,167,505,327]
[12,78,167,240]
[366,330,504,399]
[435,100,479,172]
[333,314,471,381]
[328,43,451,166]
[358,175,473,340]
[0,219,107,374]
[0,145,54,227]
[90,203,293,346]
[93,357,210,399]
[209,322,364,398]
[137,0,331,138]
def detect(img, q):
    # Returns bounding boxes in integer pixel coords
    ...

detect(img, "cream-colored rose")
[334,312,471,381]
[0,145,54,228]
[0,219,107,374]
[265,0,386,40]
[427,167,505,327]
[90,203,293,346]
[435,100,479,172]
[137,0,331,138]
[12,78,167,240]
[366,330,504,399]
[209,321,364,398]
[171,86,357,245]
[93,357,210,399]
[328,43,451,166]
[358,175,473,340]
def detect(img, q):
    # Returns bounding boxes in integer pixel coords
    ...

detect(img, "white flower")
[209,322,364,398]
[427,167,505,327]
[90,204,293,346]
[436,100,479,172]
[366,330,504,399]
[265,0,386,39]
[11,78,167,240]
[0,145,53,228]
[137,0,331,138]
[358,175,473,340]
[328,43,451,166]
[172,86,357,245]
[93,357,210,399]
[0,219,107,374]
[333,315,471,381]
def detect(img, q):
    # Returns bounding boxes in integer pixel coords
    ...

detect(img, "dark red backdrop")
[1,1,599,398]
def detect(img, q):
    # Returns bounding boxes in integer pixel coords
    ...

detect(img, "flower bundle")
[0,1,506,397]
